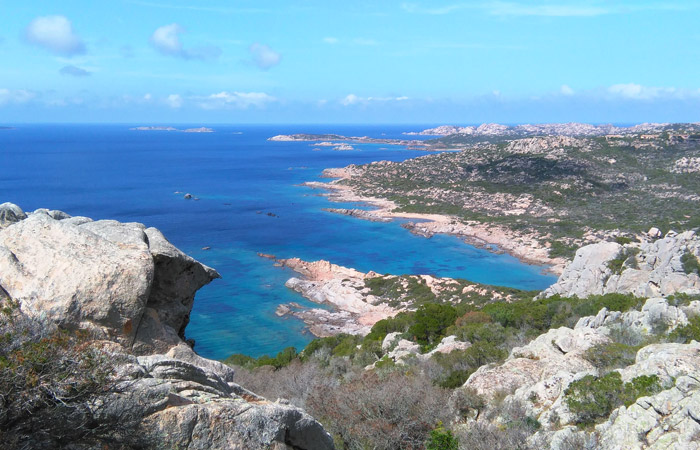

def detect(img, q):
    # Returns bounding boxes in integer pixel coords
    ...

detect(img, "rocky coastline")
[272,257,398,337]
[304,167,568,274]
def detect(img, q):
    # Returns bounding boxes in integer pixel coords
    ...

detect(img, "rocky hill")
[321,126,700,260]
[0,203,334,450]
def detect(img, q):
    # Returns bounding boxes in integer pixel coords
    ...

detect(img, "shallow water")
[0,124,556,359]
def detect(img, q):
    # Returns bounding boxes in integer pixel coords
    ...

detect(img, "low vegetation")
[225,292,653,448]
[0,301,150,449]
[565,372,663,427]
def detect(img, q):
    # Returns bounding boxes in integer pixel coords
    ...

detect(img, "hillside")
[328,124,700,259]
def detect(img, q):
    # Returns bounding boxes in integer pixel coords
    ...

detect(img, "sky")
[1,0,699,124]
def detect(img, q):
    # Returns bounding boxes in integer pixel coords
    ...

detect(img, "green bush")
[607,247,641,275]
[409,303,458,346]
[224,346,299,369]
[363,312,415,344]
[583,342,639,371]
[681,251,700,275]
[426,423,459,450]
[669,315,700,343]
[565,372,662,426]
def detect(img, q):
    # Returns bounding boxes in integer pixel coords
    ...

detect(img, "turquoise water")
[0,124,556,359]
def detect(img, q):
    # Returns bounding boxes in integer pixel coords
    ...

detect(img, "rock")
[0,202,26,228]
[541,232,700,298]
[619,341,700,385]
[32,208,72,220]
[184,193,193,199]
[648,227,662,238]
[382,332,403,352]
[386,339,421,363]
[594,376,700,450]
[576,298,689,336]
[539,241,621,298]
[0,211,220,353]
[464,326,608,401]
[422,335,471,358]
[0,205,334,449]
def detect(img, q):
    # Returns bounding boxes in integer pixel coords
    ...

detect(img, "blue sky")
[1,0,699,123]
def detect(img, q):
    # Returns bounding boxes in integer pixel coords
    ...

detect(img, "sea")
[0,124,556,360]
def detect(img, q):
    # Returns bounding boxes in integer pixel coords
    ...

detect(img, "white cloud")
[0,88,37,106]
[560,84,575,96]
[488,2,608,17]
[24,15,85,56]
[195,91,276,109]
[402,2,694,18]
[60,65,91,77]
[607,83,674,100]
[341,94,409,106]
[150,24,221,60]
[166,94,183,108]
[249,43,281,70]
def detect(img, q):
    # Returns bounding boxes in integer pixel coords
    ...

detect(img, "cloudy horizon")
[1,1,699,124]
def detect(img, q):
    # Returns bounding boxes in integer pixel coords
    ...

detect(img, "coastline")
[305,167,568,275]
[270,257,400,337]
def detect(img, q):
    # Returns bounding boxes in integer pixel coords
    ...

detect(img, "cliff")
[0,203,334,450]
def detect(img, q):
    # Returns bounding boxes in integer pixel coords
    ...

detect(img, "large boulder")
[0,211,219,353]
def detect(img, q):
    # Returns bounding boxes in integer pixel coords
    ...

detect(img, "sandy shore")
[305,167,567,275]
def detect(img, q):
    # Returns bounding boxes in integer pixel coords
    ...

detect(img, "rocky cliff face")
[0,203,334,450]
[541,231,700,298]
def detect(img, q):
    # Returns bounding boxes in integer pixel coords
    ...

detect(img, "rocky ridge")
[405,122,686,137]
[541,230,700,298]
[458,297,700,449]
[0,203,334,450]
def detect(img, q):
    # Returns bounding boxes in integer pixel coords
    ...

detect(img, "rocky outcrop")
[541,231,700,298]
[0,209,219,354]
[594,374,700,450]
[275,258,398,336]
[0,205,334,450]
[0,202,27,228]
[458,297,700,449]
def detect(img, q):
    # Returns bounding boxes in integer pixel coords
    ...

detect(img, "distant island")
[130,126,214,133]
[269,133,431,150]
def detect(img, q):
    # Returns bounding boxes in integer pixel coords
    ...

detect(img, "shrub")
[455,311,492,326]
[408,303,458,347]
[224,346,299,369]
[607,247,641,275]
[307,370,452,450]
[426,423,459,450]
[565,372,662,426]
[583,342,639,371]
[614,236,633,245]
[681,251,700,275]
[669,315,700,343]
[0,304,149,448]
[449,387,486,419]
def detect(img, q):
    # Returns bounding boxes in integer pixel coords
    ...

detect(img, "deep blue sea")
[0,124,556,359]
